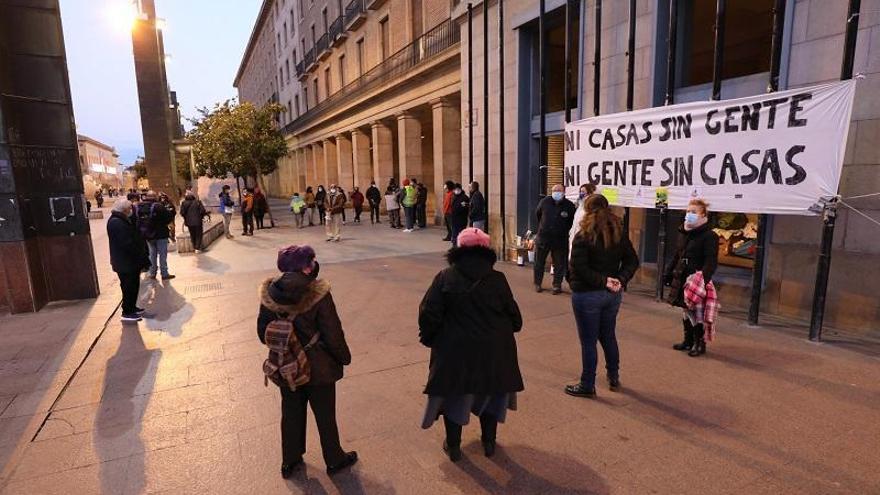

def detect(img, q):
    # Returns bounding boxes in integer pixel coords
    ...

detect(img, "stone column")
[431,98,462,224]
[335,133,354,191]
[352,128,372,188]
[322,138,339,186]
[397,111,423,182]
[371,121,394,189]
[303,146,315,187]
[312,142,325,186]
[297,149,307,192]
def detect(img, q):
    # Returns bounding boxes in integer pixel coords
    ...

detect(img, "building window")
[283,22,288,46]
[295,94,301,116]
[285,59,290,82]
[313,78,319,103]
[311,24,316,47]
[379,16,390,60]
[287,100,292,122]
[356,38,365,76]
[527,5,579,115]
[279,68,285,88]
[303,87,309,110]
[293,49,298,64]
[301,39,306,57]
[676,0,773,87]
[290,8,295,29]
[322,8,329,34]
[338,54,345,87]
[324,67,331,97]
[277,33,282,52]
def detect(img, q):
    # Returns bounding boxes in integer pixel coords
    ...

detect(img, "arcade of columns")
[268,97,462,223]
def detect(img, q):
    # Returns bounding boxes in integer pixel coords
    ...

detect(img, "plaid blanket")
[683,271,719,341]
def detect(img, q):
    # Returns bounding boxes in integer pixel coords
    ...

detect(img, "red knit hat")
[402,178,411,186]
[456,228,490,248]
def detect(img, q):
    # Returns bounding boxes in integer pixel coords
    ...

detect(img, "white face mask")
[331,189,337,194]
[454,189,462,195]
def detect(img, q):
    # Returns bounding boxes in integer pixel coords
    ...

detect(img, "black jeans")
[534,241,569,288]
[318,206,326,225]
[354,206,363,222]
[255,213,265,229]
[280,384,347,467]
[416,203,427,228]
[242,212,254,234]
[443,414,498,447]
[188,224,203,250]
[369,203,380,223]
[444,214,452,239]
[117,271,141,315]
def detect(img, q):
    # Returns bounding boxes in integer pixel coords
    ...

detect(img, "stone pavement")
[1,204,879,494]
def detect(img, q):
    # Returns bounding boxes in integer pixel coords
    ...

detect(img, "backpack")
[135,202,160,240]
[262,314,320,391]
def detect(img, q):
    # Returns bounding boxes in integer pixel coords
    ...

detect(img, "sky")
[59,0,262,166]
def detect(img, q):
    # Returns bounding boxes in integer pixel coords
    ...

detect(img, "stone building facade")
[77,134,121,188]
[235,1,279,109]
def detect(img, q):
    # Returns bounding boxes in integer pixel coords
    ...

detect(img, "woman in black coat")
[418,228,523,462]
[664,198,719,357]
[449,183,470,246]
[315,185,327,225]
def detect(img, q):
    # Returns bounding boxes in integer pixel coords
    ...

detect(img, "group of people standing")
[441,180,486,245]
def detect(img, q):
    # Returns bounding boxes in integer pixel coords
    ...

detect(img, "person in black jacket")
[418,228,523,462]
[565,195,639,398]
[416,181,429,228]
[664,198,719,357]
[366,182,381,224]
[468,181,486,231]
[179,193,209,253]
[449,183,470,246]
[107,199,149,322]
[534,184,577,294]
[257,245,358,478]
[135,191,176,281]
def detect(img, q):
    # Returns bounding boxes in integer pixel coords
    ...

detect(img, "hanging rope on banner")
[839,199,880,229]
[842,192,880,200]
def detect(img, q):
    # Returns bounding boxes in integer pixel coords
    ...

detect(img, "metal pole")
[711,0,726,101]
[593,0,602,116]
[809,0,860,341]
[564,0,573,123]
[539,0,547,194]
[657,0,678,301]
[483,0,489,234]
[499,0,506,257]
[749,0,786,326]
[623,0,636,233]
[468,3,474,183]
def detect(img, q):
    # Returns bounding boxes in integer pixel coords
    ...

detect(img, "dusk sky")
[59,0,261,166]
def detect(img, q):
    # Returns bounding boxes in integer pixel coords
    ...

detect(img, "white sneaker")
[121,314,142,322]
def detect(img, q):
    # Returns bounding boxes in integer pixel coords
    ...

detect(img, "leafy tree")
[130,157,147,180]
[188,100,287,226]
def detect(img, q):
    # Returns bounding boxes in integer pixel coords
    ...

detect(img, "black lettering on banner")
[719,153,741,184]
[676,156,693,186]
[762,97,787,129]
[614,160,627,185]
[741,103,762,131]
[588,162,600,184]
[628,159,640,185]
[641,159,654,186]
[785,145,807,185]
[724,107,740,133]
[740,149,761,184]
[659,118,672,141]
[706,110,721,135]
[700,154,718,185]
[625,124,640,146]
[641,122,653,143]
[602,130,616,150]
[677,114,693,139]
[564,165,577,186]
[759,148,783,184]
[660,158,674,186]
[564,131,576,151]
[589,129,602,148]
[788,93,812,127]
[616,125,627,148]
[601,161,612,184]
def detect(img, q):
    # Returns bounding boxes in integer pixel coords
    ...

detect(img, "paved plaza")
[1,205,879,494]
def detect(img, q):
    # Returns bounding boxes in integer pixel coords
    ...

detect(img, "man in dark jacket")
[366,182,381,224]
[534,184,577,294]
[179,193,209,253]
[219,185,235,239]
[107,199,148,322]
[468,181,486,232]
[136,191,176,280]
[416,181,429,228]
[350,187,365,223]
[257,245,358,478]
[449,183,470,246]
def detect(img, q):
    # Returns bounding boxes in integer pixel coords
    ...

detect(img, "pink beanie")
[457,227,490,248]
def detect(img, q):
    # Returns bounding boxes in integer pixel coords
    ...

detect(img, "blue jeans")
[571,290,622,388]
[403,206,415,230]
[147,239,169,277]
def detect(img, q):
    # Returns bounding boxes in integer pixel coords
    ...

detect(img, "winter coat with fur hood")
[257,272,352,385]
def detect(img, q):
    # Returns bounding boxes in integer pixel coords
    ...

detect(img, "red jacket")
[443,191,453,215]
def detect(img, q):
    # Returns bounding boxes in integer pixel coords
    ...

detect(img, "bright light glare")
[155,18,167,31]
[104,1,139,34]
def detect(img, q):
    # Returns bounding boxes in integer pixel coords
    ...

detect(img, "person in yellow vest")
[401,178,418,233]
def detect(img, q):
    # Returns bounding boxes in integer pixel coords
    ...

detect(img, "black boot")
[443,416,463,462]
[673,319,695,351]
[688,324,706,357]
[479,414,498,457]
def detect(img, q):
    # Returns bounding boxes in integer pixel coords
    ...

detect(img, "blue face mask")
[552,192,564,201]
[579,192,587,200]
[685,212,700,224]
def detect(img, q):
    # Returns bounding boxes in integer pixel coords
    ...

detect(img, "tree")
[188,99,287,226]
[130,157,147,181]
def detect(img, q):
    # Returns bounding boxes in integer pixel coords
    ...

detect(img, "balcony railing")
[329,16,346,46]
[316,32,331,60]
[344,0,367,30]
[304,47,317,72]
[295,60,305,79]
[283,18,460,134]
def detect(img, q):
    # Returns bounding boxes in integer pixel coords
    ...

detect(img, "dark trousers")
[403,206,415,230]
[188,224,204,251]
[369,203,380,223]
[444,214,452,239]
[255,213,265,229]
[242,212,254,234]
[353,206,363,222]
[451,222,466,246]
[318,206,326,225]
[280,384,346,467]
[117,271,141,315]
[416,204,427,228]
[533,242,569,288]
[571,290,622,388]
[443,414,498,447]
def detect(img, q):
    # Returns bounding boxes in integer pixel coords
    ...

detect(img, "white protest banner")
[563,80,856,215]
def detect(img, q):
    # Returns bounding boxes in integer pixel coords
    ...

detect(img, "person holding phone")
[565,194,639,398]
